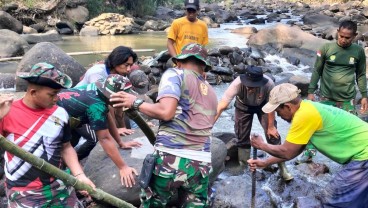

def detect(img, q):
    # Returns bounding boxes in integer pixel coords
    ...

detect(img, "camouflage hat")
[172,43,212,72]
[18,62,72,89]
[95,74,132,101]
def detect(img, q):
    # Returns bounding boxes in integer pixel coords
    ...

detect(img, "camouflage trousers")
[304,99,356,157]
[141,151,211,208]
[6,179,78,208]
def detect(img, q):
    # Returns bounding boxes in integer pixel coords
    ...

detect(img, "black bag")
[139,154,156,189]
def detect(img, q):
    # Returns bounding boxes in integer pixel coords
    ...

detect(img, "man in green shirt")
[308,20,368,112]
[248,83,368,207]
[304,20,368,162]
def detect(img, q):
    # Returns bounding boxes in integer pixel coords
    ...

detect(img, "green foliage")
[86,0,122,18]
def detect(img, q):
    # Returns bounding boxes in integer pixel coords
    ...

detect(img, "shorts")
[6,179,78,208]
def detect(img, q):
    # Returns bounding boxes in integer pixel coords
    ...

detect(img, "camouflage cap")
[18,62,72,89]
[95,74,132,102]
[172,43,212,72]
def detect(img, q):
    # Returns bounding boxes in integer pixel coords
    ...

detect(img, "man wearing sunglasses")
[167,0,209,57]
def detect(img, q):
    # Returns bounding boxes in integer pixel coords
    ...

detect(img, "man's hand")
[119,166,138,188]
[247,159,268,172]
[110,92,137,109]
[0,94,14,119]
[307,93,315,101]
[267,126,279,139]
[118,127,135,136]
[76,173,96,197]
[118,140,142,149]
[360,97,368,113]
[250,133,266,150]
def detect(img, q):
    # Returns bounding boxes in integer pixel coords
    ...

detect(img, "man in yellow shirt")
[167,0,208,57]
[248,83,368,207]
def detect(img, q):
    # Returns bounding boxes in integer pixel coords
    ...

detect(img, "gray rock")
[83,129,227,206]
[15,42,85,91]
[205,71,221,85]
[329,4,340,13]
[0,11,23,34]
[29,22,46,33]
[65,6,89,24]
[249,17,266,24]
[231,26,257,34]
[351,14,367,22]
[211,66,233,75]
[0,29,29,58]
[288,75,310,96]
[302,14,338,28]
[233,63,246,74]
[229,52,243,65]
[0,73,15,89]
[1,3,18,12]
[219,46,234,55]
[56,21,75,35]
[21,30,61,44]
[208,48,221,57]
[79,26,99,36]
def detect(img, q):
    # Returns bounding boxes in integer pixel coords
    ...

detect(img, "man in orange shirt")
[167,0,208,57]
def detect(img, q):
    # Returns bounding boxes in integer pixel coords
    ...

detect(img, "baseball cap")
[95,74,132,101]
[172,43,212,72]
[262,83,301,113]
[18,62,72,89]
[185,0,199,10]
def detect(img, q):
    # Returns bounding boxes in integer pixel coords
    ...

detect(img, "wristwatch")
[132,98,145,110]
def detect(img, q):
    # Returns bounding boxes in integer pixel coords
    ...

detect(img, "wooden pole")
[125,109,156,145]
[0,49,156,62]
[0,135,135,208]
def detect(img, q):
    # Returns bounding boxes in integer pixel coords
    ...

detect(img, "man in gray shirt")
[215,66,293,181]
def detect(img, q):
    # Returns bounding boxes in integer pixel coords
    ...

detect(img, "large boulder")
[0,29,29,58]
[248,24,329,51]
[15,42,85,91]
[248,24,330,66]
[84,13,134,35]
[65,6,89,24]
[83,129,227,206]
[0,11,23,34]
[21,30,62,44]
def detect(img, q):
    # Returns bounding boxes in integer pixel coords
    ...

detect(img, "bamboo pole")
[0,135,135,208]
[125,109,156,145]
[0,49,156,62]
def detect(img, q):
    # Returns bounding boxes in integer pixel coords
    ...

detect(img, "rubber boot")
[238,148,251,167]
[278,162,293,181]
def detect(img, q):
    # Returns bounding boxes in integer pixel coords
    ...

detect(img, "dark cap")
[18,62,72,89]
[240,65,268,87]
[172,43,212,72]
[185,0,199,10]
[95,74,132,101]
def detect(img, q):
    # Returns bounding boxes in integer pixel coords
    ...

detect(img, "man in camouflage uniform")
[110,43,218,207]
